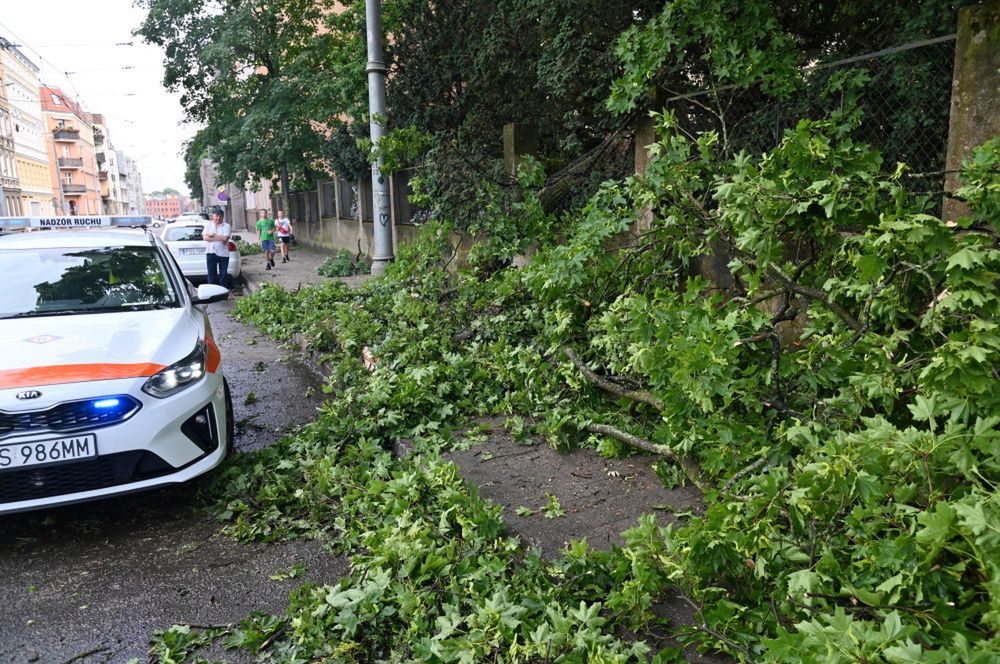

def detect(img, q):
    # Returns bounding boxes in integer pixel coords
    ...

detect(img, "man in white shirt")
[202,208,232,287]
[275,210,293,263]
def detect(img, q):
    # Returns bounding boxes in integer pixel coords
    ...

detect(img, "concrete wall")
[294,215,423,256]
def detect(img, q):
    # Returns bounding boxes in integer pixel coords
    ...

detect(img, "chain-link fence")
[539,120,636,215]
[538,35,956,217]
[665,36,956,198]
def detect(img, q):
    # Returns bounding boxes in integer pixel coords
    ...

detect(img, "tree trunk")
[280,165,291,215]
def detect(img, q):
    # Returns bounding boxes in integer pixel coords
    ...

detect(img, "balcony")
[96,152,106,165]
[53,128,81,142]
[98,170,108,181]
[58,157,84,169]
[62,183,86,194]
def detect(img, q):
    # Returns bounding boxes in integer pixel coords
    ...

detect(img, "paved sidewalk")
[237,230,369,293]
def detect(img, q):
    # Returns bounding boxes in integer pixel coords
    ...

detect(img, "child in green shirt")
[256,213,277,269]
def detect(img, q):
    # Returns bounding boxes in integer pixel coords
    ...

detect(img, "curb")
[240,274,259,295]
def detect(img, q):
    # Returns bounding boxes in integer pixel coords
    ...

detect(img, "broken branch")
[563,347,663,411]
[765,265,861,331]
[583,422,707,491]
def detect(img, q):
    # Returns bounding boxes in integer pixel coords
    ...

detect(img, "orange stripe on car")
[0,363,167,389]
[204,321,221,373]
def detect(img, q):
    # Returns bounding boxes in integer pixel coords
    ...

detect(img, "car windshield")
[164,226,205,242]
[0,245,180,318]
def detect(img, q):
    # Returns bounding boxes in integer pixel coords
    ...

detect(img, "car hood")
[0,308,201,389]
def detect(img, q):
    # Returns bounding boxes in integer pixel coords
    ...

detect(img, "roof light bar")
[0,215,154,230]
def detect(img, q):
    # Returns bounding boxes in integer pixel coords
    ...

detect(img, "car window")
[164,226,205,242]
[0,245,181,318]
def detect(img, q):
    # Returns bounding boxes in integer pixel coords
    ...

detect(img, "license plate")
[0,434,97,470]
[181,247,205,255]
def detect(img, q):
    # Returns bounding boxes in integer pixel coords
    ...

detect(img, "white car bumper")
[0,373,230,515]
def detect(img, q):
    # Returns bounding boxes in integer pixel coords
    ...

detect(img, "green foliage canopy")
[379,0,664,228]
[137,0,369,189]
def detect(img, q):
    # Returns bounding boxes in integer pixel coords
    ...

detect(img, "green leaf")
[915,502,956,550]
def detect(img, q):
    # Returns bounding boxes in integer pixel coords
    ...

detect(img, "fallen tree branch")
[583,422,707,491]
[765,265,861,331]
[563,347,663,410]
[721,456,770,493]
[680,595,756,662]
[260,622,288,652]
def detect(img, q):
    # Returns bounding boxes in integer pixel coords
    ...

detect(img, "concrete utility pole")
[366,0,393,275]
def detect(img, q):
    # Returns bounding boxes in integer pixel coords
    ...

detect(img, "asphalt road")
[0,298,348,664]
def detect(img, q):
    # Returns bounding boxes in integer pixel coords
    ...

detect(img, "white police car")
[0,216,234,514]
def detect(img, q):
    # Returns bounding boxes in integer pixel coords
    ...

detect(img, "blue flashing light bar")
[92,398,122,409]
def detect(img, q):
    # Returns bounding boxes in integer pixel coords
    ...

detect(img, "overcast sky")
[1,1,194,195]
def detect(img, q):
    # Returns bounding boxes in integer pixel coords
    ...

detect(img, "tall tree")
[380,0,666,227]
[182,131,207,203]
[137,0,368,190]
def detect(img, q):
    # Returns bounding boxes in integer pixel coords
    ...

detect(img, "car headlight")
[142,341,207,398]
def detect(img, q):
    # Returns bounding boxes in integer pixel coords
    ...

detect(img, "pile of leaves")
[157,426,664,662]
[317,248,371,277]
[236,239,262,256]
[153,120,999,662]
[155,232,682,661]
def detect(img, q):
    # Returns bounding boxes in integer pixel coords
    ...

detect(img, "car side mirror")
[192,283,229,305]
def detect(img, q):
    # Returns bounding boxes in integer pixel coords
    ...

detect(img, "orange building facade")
[146,195,181,218]
[39,86,101,215]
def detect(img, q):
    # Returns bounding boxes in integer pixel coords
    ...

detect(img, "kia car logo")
[16,390,43,400]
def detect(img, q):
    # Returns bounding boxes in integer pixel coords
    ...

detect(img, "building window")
[51,94,62,105]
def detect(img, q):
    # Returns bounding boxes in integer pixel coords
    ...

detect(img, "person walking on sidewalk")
[256,211,277,270]
[202,208,232,287]
[275,210,293,263]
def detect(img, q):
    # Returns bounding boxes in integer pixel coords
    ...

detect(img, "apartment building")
[0,83,19,215]
[117,150,145,214]
[87,113,129,214]
[0,37,54,216]
[104,147,126,214]
[40,86,101,215]
[146,194,181,218]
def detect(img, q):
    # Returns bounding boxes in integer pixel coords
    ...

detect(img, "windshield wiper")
[121,303,176,311]
[2,304,176,318]
[2,310,96,318]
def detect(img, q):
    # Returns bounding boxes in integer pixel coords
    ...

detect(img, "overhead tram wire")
[2,41,137,48]
[0,19,85,101]
[63,66,156,75]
